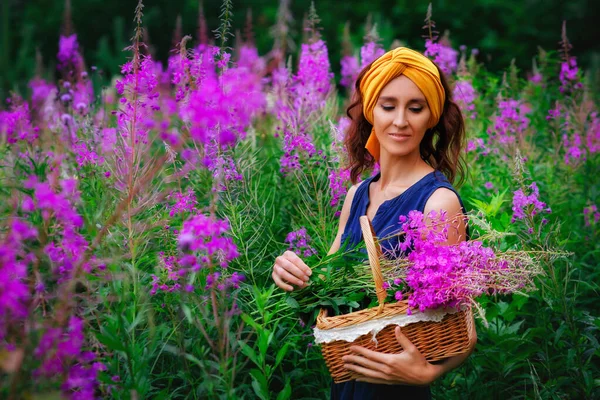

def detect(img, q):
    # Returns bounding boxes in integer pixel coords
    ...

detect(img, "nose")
[393,109,408,129]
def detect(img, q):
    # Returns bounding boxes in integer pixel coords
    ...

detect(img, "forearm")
[429,343,474,381]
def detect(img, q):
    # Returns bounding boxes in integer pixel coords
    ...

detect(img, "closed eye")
[380,105,423,113]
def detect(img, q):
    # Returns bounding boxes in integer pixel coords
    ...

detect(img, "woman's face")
[372,75,432,159]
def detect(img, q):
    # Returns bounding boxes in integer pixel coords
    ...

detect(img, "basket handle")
[359,215,386,315]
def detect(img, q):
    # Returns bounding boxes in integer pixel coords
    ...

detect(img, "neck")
[376,150,433,190]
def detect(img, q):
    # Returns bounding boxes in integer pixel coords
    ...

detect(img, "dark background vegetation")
[1,0,600,99]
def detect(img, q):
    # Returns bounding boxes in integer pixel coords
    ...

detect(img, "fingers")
[278,256,310,283]
[342,354,389,375]
[274,263,306,288]
[283,250,312,277]
[272,251,312,292]
[394,326,416,352]
[271,270,294,292]
[348,345,391,365]
[343,363,389,382]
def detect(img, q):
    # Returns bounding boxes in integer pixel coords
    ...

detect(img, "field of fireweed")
[0,0,599,399]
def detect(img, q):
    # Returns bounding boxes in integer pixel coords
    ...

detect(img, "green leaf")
[96,331,126,353]
[285,296,300,309]
[257,329,273,358]
[553,324,567,347]
[181,304,193,324]
[241,313,262,331]
[239,341,259,367]
[250,368,270,400]
[275,342,290,369]
[184,353,204,368]
[276,380,292,400]
[506,320,524,335]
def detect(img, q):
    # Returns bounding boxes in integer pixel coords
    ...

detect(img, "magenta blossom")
[285,227,317,258]
[511,182,551,222]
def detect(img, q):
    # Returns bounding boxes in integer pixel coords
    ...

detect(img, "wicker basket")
[316,215,475,383]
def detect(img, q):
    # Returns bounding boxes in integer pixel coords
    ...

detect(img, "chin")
[381,144,420,158]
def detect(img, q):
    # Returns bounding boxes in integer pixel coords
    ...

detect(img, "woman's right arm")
[272,183,360,291]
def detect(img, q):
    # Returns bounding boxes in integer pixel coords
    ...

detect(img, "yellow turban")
[359,47,446,162]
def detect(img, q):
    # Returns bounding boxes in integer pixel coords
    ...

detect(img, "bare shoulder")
[343,180,366,204]
[424,187,462,215]
[424,187,467,243]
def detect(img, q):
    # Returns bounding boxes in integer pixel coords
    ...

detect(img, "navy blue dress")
[330,170,468,400]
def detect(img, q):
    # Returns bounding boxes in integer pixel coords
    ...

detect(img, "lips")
[388,133,411,142]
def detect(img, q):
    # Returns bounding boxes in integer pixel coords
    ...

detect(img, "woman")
[272,47,478,399]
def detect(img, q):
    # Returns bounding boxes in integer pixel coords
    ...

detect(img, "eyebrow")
[378,96,427,104]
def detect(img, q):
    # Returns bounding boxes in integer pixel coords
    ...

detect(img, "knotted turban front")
[359,47,446,162]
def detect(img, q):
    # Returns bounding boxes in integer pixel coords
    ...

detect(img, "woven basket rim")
[317,300,468,331]
[316,300,408,329]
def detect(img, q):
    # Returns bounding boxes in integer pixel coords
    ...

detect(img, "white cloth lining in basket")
[313,306,463,345]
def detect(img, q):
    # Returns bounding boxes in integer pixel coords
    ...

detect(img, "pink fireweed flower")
[339,40,384,89]
[562,132,585,166]
[293,40,334,114]
[177,214,239,266]
[32,316,102,398]
[279,127,317,175]
[586,112,600,154]
[285,227,317,258]
[546,102,562,121]
[72,141,104,168]
[20,178,93,280]
[0,219,36,324]
[424,39,458,75]
[0,101,38,144]
[182,64,265,147]
[529,73,543,85]
[559,57,583,94]
[359,41,386,70]
[453,80,477,120]
[511,182,551,222]
[202,142,244,189]
[29,78,56,106]
[150,253,186,295]
[340,55,360,88]
[488,99,530,146]
[100,128,117,154]
[30,180,84,228]
[272,40,332,173]
[111,55,161,190]
[57,35,83,72]
[466,138,485,154]
[167,188,197,217]
[583,205,599,227]
[236,45,266,76]
[328,168,351,211]
[395,211,534,314]
[70,81,94,116]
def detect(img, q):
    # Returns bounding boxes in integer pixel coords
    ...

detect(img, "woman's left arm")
[343,188,477,385]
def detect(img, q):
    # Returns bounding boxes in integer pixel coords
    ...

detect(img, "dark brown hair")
[344,61,467,187]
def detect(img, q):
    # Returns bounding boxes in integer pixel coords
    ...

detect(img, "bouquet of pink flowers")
[290,209,556,323]
[378,210,547,320]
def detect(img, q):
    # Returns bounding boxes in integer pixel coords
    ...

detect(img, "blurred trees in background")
[2,0,599,99]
